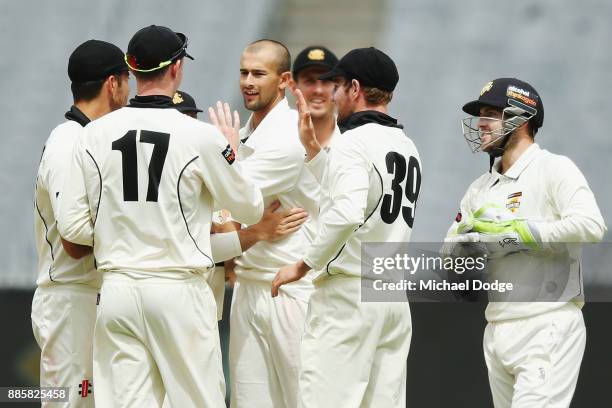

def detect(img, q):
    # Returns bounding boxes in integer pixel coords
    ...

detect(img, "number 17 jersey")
[58,101,263,278]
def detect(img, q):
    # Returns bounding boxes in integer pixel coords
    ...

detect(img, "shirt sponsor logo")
[222,144,235,165]
[506,191,522,212]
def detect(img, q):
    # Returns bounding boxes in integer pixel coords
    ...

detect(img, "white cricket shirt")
[234,98,320,301]
[35,114,99,288]
[303,121,422,283]
[448,143,606,321]
[58,98,264,280]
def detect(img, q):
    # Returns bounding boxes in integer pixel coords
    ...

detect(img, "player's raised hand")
[271,260,310,297]
[209,101,240,152]
[291,88,321,160]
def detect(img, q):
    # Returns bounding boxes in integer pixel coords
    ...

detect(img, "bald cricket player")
[209,39,320,408]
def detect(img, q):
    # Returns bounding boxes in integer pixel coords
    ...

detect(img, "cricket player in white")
[446,78,606,407]
[273,47,421,408]
[176,91,310,322]
[33,39,129,407]
[217,39,320,408]
[290,46,341,153]
[58,26,263,408]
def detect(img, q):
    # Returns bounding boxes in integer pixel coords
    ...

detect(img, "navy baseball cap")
[68,39,127,83]
[172,90,202,113]
[292,46,338,78]
[319,47,399,92]
[126,25,193,72]
[463,78,544,129]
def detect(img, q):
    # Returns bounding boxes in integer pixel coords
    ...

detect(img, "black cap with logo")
[68,40,127,83]
[319,47,399,92]
[462,78,544,129]
[172,90,202,113]
[126,25,193,72]
[292,46,338,78]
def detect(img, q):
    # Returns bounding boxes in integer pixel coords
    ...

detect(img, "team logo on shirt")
[506,192,522,212]
[78,379,92,398]
[222,144,235,165]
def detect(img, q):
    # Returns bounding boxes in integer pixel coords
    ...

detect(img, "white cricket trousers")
[31,284,98,407]
[299,277,412,408]
[93,272,226,408]
[229,279,308,408]
[484,302,586,408]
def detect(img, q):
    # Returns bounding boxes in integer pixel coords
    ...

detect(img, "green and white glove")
[471,204,541,256]
[441,211,487,259]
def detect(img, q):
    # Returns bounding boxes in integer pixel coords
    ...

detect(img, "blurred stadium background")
[0,0,610,406]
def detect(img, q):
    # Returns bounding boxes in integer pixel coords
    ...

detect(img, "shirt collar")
[128,95,175,109]
[242,98,290,142]
[492,143,541,181]
[64,105,91,127]
[338,110,403,133]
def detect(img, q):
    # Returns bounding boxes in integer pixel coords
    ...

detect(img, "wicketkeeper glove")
[470,204,541,257]
[440,232,486,262]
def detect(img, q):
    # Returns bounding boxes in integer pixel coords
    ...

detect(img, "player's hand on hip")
[208,101,240,153]
[271,261,309,297]
[291,88,321,160]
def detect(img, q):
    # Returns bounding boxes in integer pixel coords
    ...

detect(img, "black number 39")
[380,152,421,227]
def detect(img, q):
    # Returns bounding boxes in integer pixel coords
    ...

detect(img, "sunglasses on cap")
[125,38,191,73]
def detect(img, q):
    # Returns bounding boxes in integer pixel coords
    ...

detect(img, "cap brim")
[318,66,347,81]
[462,100,506,116]
[176,32,194,60]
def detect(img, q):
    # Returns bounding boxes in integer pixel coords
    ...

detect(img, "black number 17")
[111,130,169,202]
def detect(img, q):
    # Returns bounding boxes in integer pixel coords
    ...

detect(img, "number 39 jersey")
[303,122,422,281]
[58,104,264,278]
